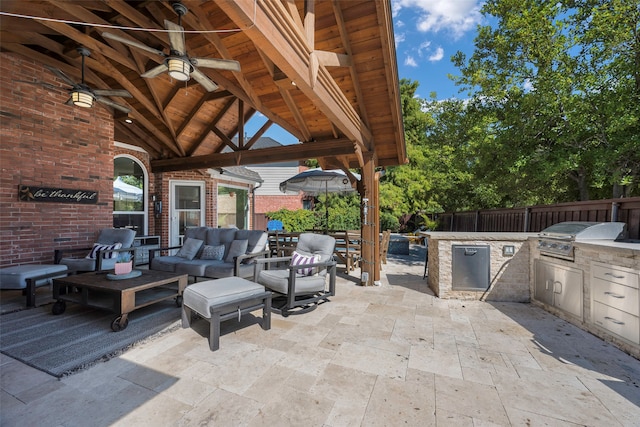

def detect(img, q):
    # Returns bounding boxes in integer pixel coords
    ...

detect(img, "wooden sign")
[19,185,98,204]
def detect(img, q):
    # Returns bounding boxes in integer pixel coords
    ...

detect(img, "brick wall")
[1,54,115,267]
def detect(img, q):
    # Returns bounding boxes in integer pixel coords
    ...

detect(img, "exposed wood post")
[360,154,376,285]
[373,170,382,283]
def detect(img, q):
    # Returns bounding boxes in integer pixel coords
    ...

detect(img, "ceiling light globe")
[168,58,191,81]
[72,90,93,108]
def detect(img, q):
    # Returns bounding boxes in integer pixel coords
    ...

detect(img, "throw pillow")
[176,238,203,260]
[86,242,122,259]
[201,244,225,261]
[291,250,320,276]
[225,239,248,263]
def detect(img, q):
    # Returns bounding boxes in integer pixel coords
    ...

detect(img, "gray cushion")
[176,238,203,260]
[0,264,68,290]
[150,256,183,272]
[175,259,213,277]
[97,228,136,248]
[235,230,269,254]
[201,244,225,260]
[183,277,266,319]
[225,239,248,263]
[204,263,254,279]
[258,269,327,295]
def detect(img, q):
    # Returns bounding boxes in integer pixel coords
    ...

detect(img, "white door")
[170,181,205,247]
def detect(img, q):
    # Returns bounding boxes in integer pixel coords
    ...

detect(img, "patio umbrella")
[280,168,360,228]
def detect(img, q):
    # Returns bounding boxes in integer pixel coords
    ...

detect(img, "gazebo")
[0,0,406,282]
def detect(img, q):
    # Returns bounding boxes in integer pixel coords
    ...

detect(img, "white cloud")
[523,79,535,92]
[404,56,418,67]
[395,32,406,47]
[393,0,483,39]
[428,47,444,61]
[418,41,431,56]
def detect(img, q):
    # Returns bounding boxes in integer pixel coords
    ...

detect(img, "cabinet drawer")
[592,278,639,316]
[592,263,639,289]
[593,301,640,344]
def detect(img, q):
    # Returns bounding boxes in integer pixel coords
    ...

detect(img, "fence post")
[524,207,530,232]
[474,210,480,232]
[611,202,619,222]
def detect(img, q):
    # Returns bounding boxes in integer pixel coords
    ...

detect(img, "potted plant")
[114,252,133,275]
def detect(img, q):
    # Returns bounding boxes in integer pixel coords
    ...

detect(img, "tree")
[452,0,640,200]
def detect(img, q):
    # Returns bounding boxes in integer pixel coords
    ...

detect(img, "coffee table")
[52,270,188,331]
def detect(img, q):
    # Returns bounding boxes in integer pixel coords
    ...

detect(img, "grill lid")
[539,221,627,240]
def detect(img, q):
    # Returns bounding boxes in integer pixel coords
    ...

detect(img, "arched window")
[113,156,147,234]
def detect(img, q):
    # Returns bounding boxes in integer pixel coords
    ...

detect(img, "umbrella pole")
[324,182,328,233]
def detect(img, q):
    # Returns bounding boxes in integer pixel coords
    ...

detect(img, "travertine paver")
[1,244,639,427]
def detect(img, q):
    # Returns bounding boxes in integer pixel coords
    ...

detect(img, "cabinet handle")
[604,316,625,325]
[604,291,624,299]
[604,272,625,279]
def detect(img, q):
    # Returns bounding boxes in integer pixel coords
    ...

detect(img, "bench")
[181,277,272,351]
[0,264,68,307]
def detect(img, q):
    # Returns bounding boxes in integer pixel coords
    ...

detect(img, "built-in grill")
[537,221,627,261]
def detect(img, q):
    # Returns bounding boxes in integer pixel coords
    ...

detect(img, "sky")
[245,0,485,145]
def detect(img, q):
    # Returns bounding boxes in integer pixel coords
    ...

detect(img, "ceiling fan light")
[71,90,93,108]
[168,58,191,81]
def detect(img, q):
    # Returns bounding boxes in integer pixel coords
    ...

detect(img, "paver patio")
[1,245,639,426]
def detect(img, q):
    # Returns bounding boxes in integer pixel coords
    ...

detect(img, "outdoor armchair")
[55,228,136,272]
[254,232,336,316]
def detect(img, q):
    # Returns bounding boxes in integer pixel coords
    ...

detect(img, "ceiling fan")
[44,47,132,113]
[102,2,240,92]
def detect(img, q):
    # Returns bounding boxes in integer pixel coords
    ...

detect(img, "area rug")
[0,300,181,377]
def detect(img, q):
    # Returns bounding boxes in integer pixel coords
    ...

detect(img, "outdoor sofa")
[149,227,269,281]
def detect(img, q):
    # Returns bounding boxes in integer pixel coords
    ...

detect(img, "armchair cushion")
[176,238,203,260]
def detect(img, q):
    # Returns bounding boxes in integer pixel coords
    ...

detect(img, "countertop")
[421,231,537,241]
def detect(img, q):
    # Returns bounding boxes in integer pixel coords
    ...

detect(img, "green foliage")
[265,208,316,232]
[311,194,361,231]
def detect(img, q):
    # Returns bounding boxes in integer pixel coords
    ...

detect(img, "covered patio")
[2,246,639,425]
[0,0,406,283]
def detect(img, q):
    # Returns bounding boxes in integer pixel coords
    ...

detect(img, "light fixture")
[167,58,191,81]
[124,118,133,124]
[71,90,93,108]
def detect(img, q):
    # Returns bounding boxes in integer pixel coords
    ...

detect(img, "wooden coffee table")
[52,270,188,331]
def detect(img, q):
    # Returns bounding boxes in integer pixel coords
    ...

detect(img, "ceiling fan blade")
[44,65,77,87]
[102,32,166,57]
[190,67,218,92]
[164,20,186,55]
[141,63,169,78]
[93,89,132,98]
[96,96,131,113]
[191,57,241,72]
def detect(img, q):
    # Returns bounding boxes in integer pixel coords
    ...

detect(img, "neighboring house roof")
[217,166,263,184]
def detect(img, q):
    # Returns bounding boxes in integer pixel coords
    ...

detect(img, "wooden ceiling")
[0,0,406,173]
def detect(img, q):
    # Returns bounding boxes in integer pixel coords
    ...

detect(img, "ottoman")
[0,264,68,307]
[181,277,272,351]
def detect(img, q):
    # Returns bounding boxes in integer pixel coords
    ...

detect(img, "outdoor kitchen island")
[424,232,536,301]
[531,238,640,359]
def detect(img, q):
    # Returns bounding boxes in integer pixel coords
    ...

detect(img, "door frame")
[169,180,206,247]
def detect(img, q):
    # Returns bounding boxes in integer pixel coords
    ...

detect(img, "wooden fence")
[437,197,640,240]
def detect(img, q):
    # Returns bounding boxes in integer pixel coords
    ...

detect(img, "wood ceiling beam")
[185,5,263,109]
[218,0,373,149]
[187,97,236,156]
[177,90,232,140]
[331,0,368,130]
[152,138,355,172]
[38,2,136,71]
[244,120,273,150]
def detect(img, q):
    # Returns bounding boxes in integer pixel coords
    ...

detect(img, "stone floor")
[1,245,639,426]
